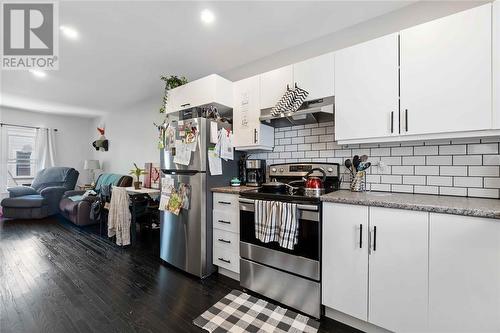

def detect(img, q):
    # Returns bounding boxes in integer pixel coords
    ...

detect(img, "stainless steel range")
[238,162,340,318]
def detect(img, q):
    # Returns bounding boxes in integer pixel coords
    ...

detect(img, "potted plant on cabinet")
[129,163,147,189]
[159,75,188,114]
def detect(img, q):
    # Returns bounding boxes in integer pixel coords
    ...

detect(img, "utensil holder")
[350,171,366,192]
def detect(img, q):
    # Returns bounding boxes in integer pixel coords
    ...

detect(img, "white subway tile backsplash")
[452,155,482,165]
[440,166,467,176]
[427,176,453,187]
[439,145,466,155]
[414,185,439,195]
[403,175,426,185]
[468,166,500,177]
[468,143,499,154]
[454,177,482,188]
[415,166,439,176]
[414,146,438,155]
[266,124,500,198]
[426,155,452,165]
[403,156,426,165]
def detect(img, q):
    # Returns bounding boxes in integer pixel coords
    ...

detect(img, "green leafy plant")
[129,163,147,182]
[159,75,188,113]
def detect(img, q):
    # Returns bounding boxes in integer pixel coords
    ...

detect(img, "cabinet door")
[335,33,399,142]
[293,53,334,101]
[260,65,293,110]
[322,203,369,321]
[369,207,428,333]
[429,213,500,332]
[494,1,500,128]
[400,4,492,135]
[233,75,261,148]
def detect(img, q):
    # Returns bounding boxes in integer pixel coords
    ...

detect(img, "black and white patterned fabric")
[254,200,298,250]
[270,85,310,117]
[290,85,309,113]
[193,290,320,333]
[271,87,295,116]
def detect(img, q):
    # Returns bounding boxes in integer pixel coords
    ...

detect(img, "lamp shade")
[84,159,100,170]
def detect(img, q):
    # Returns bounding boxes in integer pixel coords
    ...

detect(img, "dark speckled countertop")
[321,190,500,219]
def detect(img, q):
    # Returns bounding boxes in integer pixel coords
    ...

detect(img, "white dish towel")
[254,200,298,250]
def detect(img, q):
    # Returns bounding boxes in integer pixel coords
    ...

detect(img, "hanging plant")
[159,75,188,113]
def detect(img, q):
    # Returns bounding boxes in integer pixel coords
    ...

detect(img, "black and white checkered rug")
[193,290,320,333]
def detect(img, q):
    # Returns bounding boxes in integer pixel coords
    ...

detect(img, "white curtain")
[35,128,57,170]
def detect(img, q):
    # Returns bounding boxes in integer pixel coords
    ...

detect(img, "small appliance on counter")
[245,159,266,187]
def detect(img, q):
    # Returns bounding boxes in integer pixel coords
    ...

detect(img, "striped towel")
[254,200,298,250]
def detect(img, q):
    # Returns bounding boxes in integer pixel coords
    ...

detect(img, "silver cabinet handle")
[180,103,191,108]
[218,238,231,244]
[359,224,363,249]
[218,201,232,205]
[254,128,258,144]
[218,257,230,264]
[217,220,231,224]
[405,109,408,132]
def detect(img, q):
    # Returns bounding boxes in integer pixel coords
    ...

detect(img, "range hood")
[260,96,334,128]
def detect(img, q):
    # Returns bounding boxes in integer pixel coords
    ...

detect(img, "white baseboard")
[324,307,393,333]
[218,267,239,282]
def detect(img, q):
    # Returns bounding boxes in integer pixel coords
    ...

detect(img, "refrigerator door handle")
[162,169,202,175]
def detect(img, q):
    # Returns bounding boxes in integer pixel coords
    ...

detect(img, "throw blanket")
[108,187,131,246]
[255,200,298,250]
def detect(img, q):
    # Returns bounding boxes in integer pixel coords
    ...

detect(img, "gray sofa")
[1,167,79,219]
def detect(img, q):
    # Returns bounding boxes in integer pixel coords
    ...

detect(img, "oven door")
[239,198,320,281]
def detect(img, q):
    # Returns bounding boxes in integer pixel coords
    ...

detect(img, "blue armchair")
[1,167,79,219]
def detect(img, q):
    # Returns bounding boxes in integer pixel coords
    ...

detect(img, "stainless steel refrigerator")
[159,117,238,278]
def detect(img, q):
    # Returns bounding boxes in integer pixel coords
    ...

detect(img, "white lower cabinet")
[323,203,500,333]
[428,213,500,332]
[323,203,369,321]
[368,207,428,333]
[212,193,240,277]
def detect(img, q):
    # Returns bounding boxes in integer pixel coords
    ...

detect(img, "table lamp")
[84,159,100,185]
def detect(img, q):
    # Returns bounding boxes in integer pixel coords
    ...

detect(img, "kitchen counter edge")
[211,186,255,194]
[321,190,500,220]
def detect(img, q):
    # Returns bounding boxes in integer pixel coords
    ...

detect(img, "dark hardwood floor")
[0,216,362,333]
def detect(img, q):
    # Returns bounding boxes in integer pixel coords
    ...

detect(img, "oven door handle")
[238,198,318,212]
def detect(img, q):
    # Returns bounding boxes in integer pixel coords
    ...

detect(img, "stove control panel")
[269,163,340,178]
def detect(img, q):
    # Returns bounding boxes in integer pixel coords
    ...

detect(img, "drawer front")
[213,245,239,273]
[213,193,239,212]
[213,210,239,233]
[213,228,239,253]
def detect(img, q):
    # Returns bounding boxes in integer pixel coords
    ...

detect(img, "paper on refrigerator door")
[219,130,234,160]
[208,147,222,175]
[210,121,218,144]
[173,140,191,166]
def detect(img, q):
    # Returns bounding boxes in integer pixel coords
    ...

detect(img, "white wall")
[91,97,163,176]
[0,106,95,184]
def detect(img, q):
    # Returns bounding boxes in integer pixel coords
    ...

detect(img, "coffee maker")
[245,160,266,187]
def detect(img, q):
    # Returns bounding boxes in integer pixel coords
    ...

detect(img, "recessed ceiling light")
[200,9,215,24]
[29,69,47,78]
[60,25,79,40]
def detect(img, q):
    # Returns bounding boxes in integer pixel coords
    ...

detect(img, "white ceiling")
[0,1,415,117]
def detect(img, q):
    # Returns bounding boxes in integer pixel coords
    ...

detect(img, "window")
[6,127,37,181]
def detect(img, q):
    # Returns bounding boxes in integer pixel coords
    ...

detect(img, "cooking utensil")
[303,168,327,197]
[353,155,360,171]
[358,162,371,172]
[360,155,368,163]
[261,180,298,194]
[344,159,354,176]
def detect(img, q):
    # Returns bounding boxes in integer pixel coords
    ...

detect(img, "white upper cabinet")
[494,1,500,128]
[400,4,492,135]
[322,203,369,322]
[165,74,233,114]
[368,207,429,333]
[293,52,335,102]
[233,76,274,150]
[335,33,399,142]
[429,213,500,332]
[259,65,294,110]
